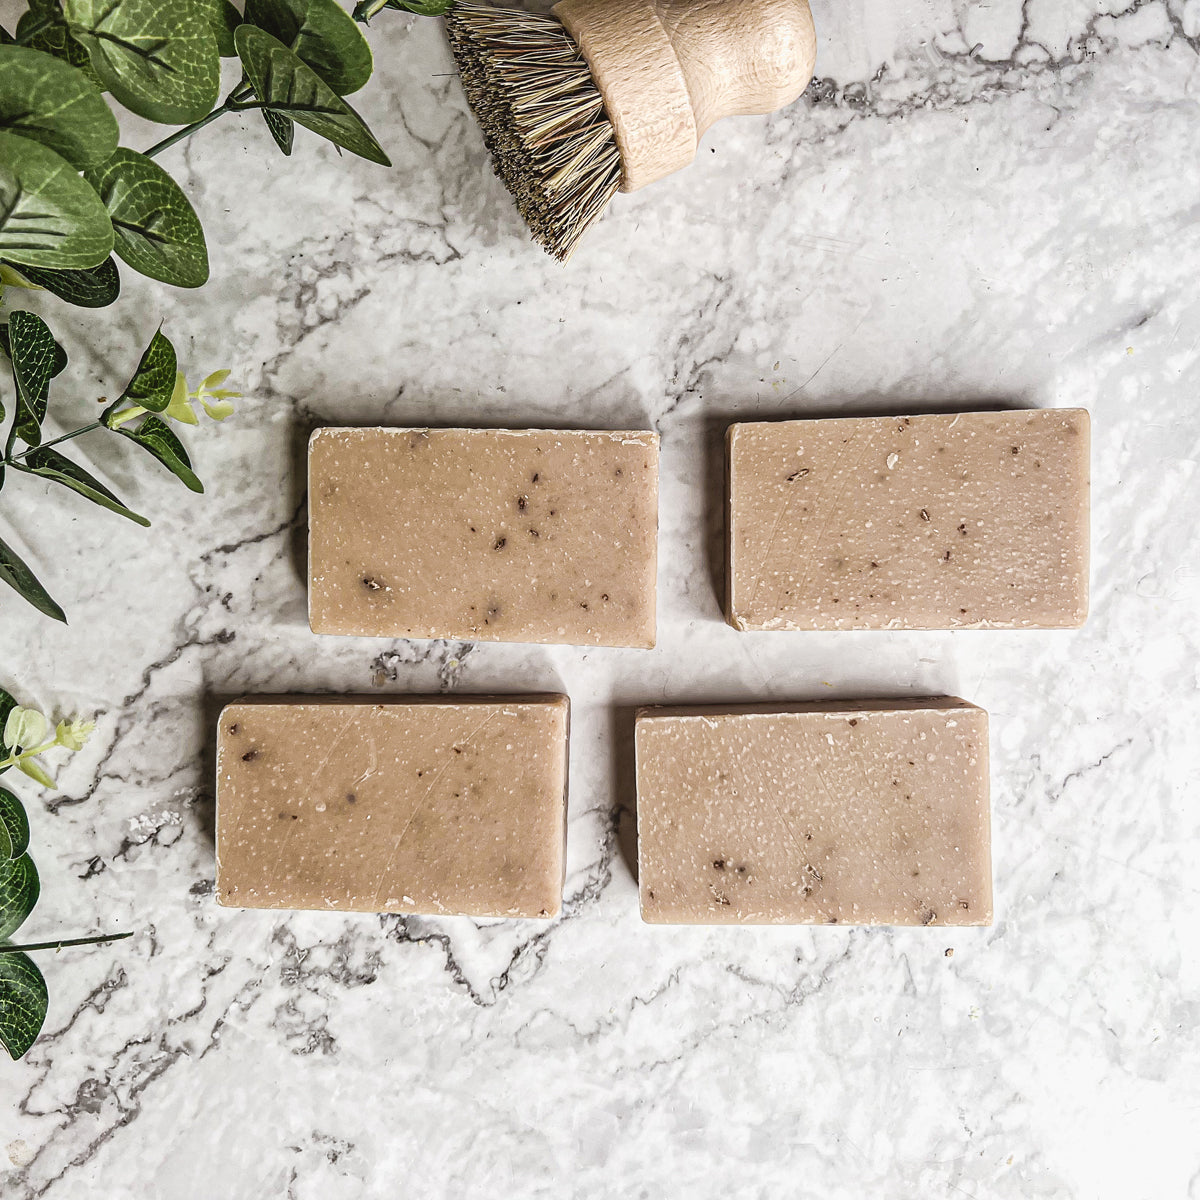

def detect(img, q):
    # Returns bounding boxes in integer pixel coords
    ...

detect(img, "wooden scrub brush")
[446,0,817,260]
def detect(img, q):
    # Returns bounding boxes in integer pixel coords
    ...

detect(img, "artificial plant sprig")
[0,706,93,785]
[1,0,410,619]
[0,686,132,1061]
[0,0,401,306]
[0,307,237,621]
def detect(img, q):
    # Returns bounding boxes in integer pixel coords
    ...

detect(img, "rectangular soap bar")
[636,698,991,926]
[309,427,659,647]
[727,408,1089,630]
[216,695,569,919]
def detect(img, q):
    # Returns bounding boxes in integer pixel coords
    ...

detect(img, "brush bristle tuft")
[446,2,621,261]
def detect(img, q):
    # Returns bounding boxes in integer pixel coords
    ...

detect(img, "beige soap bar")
[636,698,991,926]
[216,695,569,918]
[309,427,658,647]
[727,408,1089,630]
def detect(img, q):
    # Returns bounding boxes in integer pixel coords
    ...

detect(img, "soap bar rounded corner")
[306,425,337,454]
[632,625,658,650]
[216,700,252,740]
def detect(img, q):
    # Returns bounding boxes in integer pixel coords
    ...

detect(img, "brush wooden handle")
[553,0,816,192]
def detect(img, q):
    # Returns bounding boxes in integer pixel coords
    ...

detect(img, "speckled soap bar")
[727,409,1089,630]
[216,695,569,919]
[309,426,658,646]
[636,698,991,926]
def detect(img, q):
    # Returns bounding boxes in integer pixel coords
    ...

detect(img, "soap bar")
[216,695,569,919]
[726,409,1089,630]
[309,427,658,647]
[636,698,991,925]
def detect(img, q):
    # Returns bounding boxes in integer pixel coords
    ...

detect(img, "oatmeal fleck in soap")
[216,695,569,919]
[727,409,1090,630]
[309,427,658,647]
[636,698,991,926]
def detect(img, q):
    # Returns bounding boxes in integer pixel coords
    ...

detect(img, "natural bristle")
[446,2,621,261]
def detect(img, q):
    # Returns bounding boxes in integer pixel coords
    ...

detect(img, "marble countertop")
[2,1,1199,1196]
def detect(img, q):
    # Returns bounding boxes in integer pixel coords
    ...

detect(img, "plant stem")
[0,737,58,773]
[143,83,257,159]
[143,108,229,158]
[104,407,143,431]
[1,422,102,467]
[0,932,134,954]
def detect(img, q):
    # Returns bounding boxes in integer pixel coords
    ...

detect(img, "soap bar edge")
[307,426,660,648]
[214,692,571,919]
[634,696,992,927]
[725,408,1091,632]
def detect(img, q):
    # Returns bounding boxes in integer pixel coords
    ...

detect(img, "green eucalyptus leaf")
[4,707,47,752]
[0,321,10,434]
[353,0,451,19]
[0,950,47,1060]
[261,108,294,155]
[5,256,120,308]
[245,0,373,95]
[235,25,390,165]
[16,1,102,88]
[0,45,119,170]
[0,691,17,755]
[118,414,203,492]
[0,854,39,940]
[0,790,29,860]
[0,131,114,271]
[20,447,150,527]
[63,0,220,125]
[83,149,208,288]
[4,310,58,448]
[0,262,39,293]
[202,0,242,56]
[0,534,67,623]
[103,327,177,419]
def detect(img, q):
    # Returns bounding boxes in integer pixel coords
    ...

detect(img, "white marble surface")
[2,1,1200,1196]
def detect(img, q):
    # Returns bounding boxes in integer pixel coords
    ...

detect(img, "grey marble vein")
[1,1,1199,1197]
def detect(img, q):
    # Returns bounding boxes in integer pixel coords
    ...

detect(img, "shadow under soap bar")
[309,427,659,646]
[216,695,569,918]
[636,698,991,926]
[727,408,1090,630]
